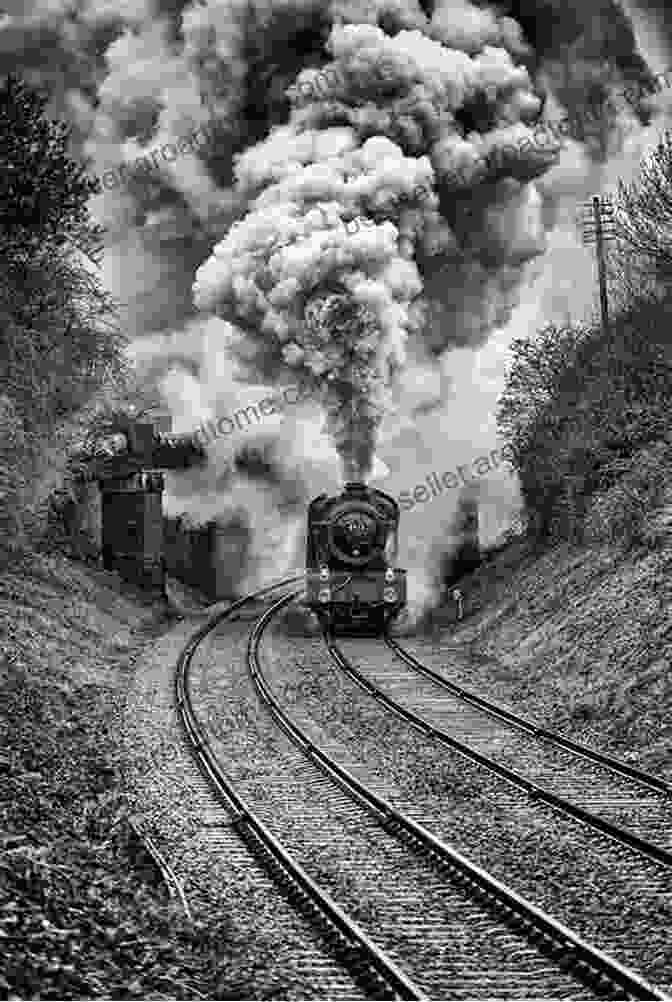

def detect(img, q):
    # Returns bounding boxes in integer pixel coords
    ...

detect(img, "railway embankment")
[0,548,260,999]
[419,462,671,779]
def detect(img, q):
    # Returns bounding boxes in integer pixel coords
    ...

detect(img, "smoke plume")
[191,13,561,478]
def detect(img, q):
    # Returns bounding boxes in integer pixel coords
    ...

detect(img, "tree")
[0,74,124,540]
[616,130,672,279]
[66,369,166,464]
[497,322,590,460]
[497,305,671,541]
[606,235,659,311]
[0,74,122,430]
[497,322,601,538]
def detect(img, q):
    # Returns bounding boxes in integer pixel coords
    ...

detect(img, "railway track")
[177,579,424,1000]
[323,634,671,868]
[384,636,671,796]
[124,575,392,999]
[182,586,669,999]
[380,634,671,858]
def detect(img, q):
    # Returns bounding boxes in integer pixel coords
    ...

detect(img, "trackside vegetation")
[423,136,672,773]
[0,550,276,999]
[497,296,671,546]
[0,75,124,545]
[495,134,672,549]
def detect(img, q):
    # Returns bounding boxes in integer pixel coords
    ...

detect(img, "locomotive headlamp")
[319,566,330,580]
[383,586,398,603]
[385,568,395,582]
[318,588,331,603]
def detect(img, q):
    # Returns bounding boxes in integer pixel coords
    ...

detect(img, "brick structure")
[164,514,249,600]
[101,472,165,594]
[57,419,229,597]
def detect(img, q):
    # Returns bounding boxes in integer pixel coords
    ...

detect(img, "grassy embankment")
[424,521,670,776]
[0,548,263,999]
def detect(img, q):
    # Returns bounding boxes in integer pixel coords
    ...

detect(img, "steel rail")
[248,592,670,1001]
[175,577,427,1002]
[326,636,672,869]
[385,634,672,797]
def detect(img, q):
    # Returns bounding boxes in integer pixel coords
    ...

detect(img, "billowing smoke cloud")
[191,15,563,477]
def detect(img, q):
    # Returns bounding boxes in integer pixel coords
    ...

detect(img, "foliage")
[64,369,166,463]
[496,131,672,546]
[0,75,122,422]
[0,559,265,1000]
[497,323,591,460]
[606,234,660,310]
[583,440,672,550]
[616,129,672,280]
[497,295,672,543]
[0,74,124,541]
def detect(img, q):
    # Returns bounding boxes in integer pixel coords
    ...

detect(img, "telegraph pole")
[580,195,616,335]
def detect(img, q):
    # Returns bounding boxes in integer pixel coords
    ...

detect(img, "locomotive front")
[305,482,407,633]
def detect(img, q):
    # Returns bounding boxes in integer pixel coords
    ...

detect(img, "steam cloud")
[191,14,554,478]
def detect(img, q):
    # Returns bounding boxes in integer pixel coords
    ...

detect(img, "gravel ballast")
[256,614,671,993]
[121,607,369,1001]
[186,608,642,1000]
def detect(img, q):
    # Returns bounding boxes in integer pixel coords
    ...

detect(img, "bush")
[498,293,672,542]
[583,439,672,549]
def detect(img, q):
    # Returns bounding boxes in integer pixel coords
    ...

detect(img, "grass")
[0,546,268,999]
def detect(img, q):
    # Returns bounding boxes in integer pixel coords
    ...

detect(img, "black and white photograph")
[0,0,670,997]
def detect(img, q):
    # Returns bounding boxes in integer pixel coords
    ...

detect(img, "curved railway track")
[323,635,671,868]
[383,634,671,855]
[384,636,670,797]
[176,578,425,1000]
[179,586,669,999]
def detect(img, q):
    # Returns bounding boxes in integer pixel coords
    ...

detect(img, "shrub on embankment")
[498,291,672,547]
[0,549,261,999]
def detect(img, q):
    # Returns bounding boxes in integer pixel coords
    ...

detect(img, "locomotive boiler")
[305,482,407,633]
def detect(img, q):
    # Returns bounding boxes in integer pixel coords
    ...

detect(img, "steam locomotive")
[305,482,407,633]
